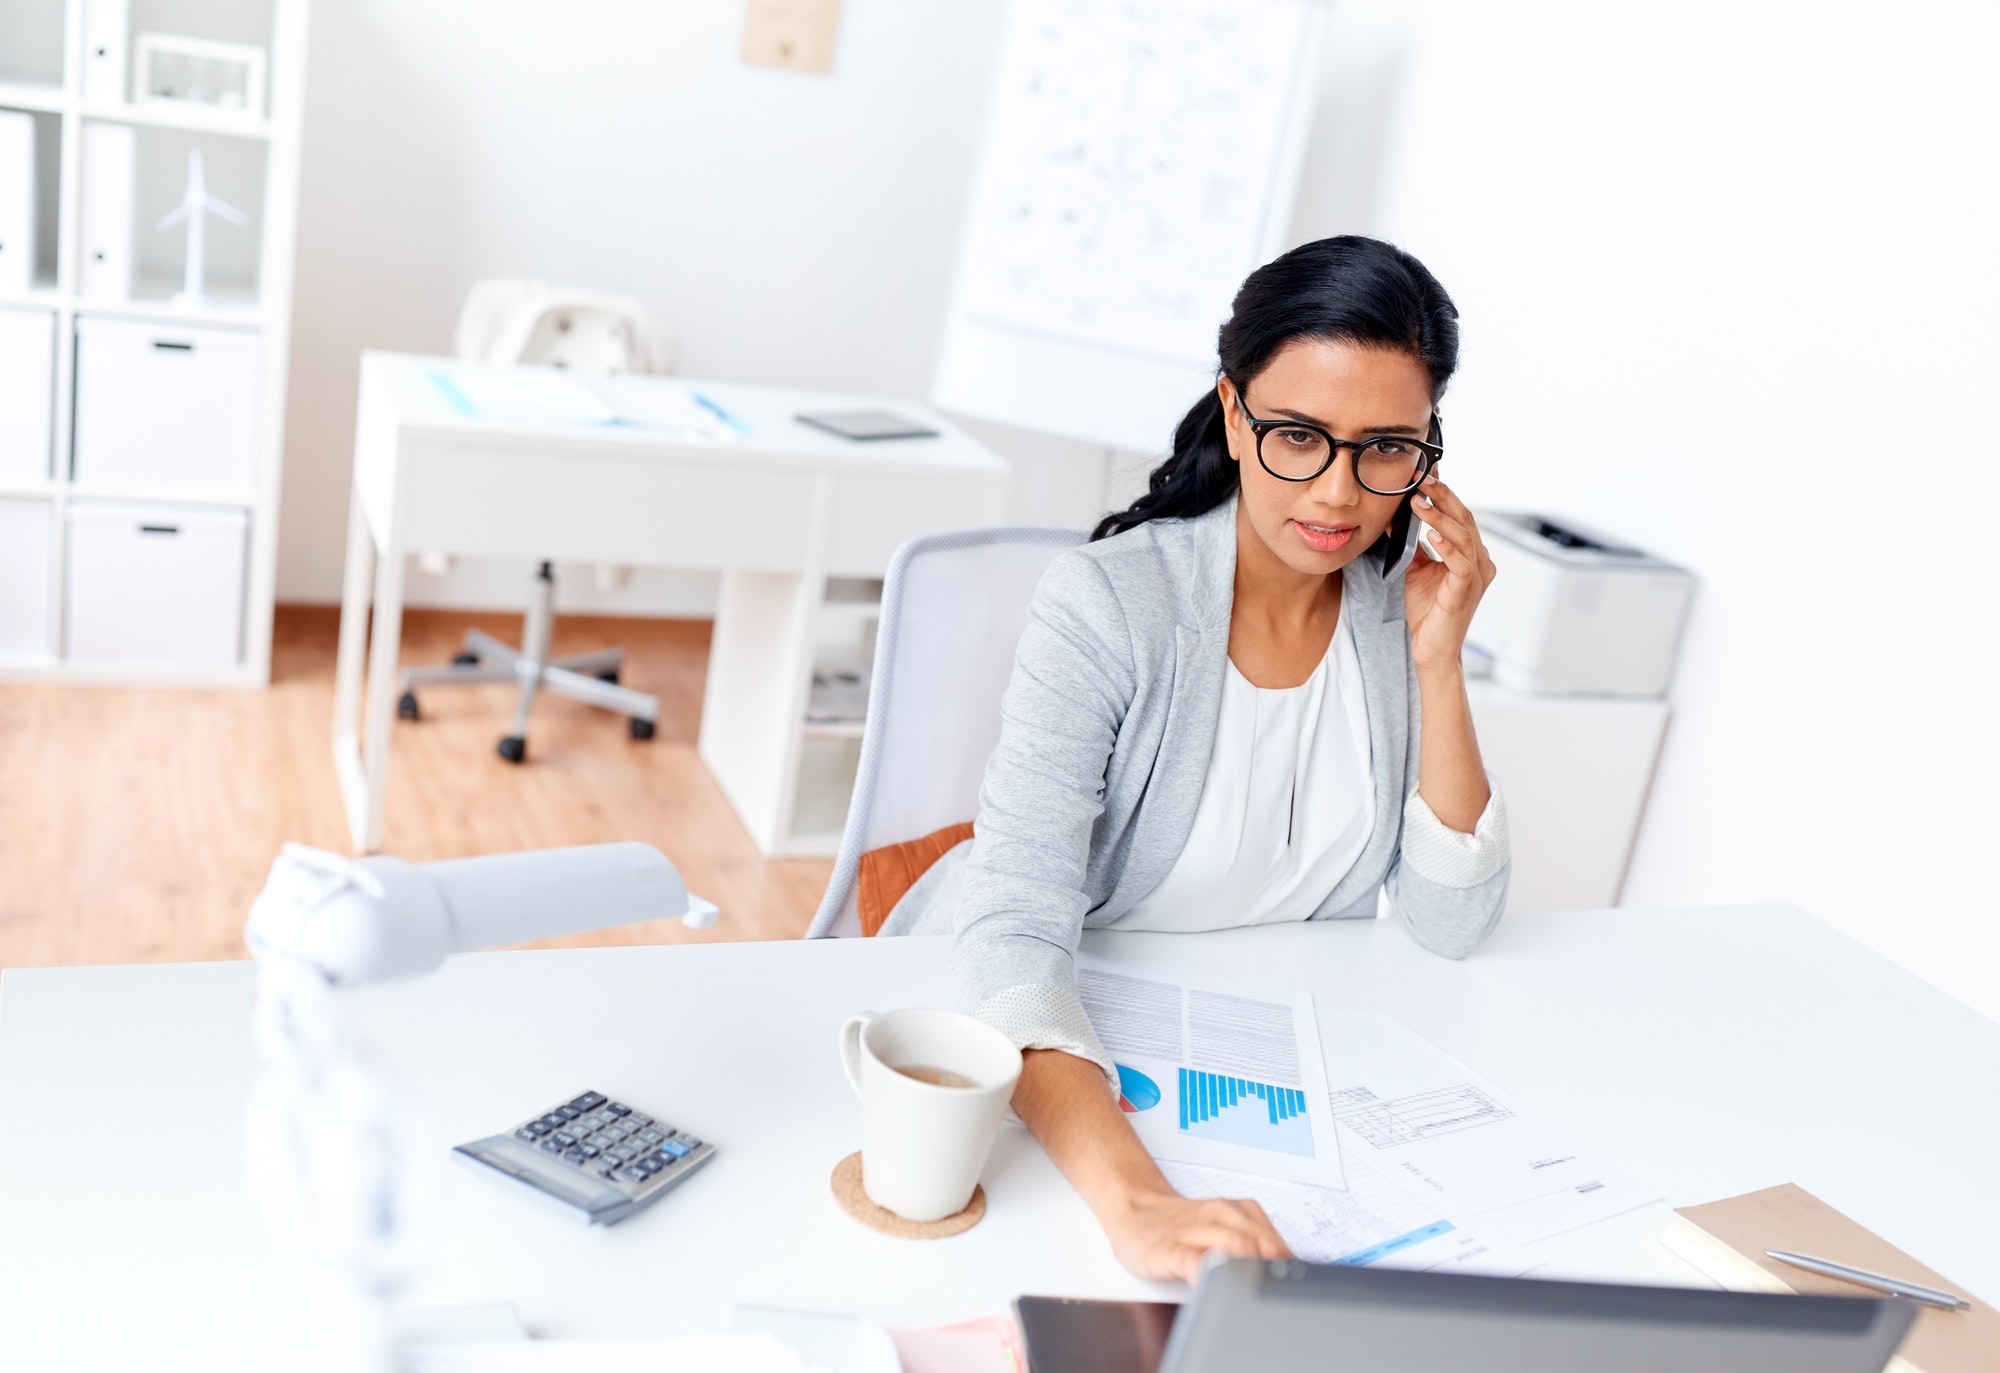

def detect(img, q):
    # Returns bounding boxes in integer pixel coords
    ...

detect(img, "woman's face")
[1221,338,1435,583]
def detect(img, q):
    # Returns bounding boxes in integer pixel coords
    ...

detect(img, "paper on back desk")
[1317,1007,1657,1245]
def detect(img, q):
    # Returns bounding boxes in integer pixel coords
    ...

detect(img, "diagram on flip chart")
[955,0,1317,367]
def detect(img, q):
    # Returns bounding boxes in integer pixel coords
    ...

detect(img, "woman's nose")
[1308,448,1363,506]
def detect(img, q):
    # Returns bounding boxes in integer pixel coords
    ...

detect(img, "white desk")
[2,906,1996,1370]
[333,352,1011,854]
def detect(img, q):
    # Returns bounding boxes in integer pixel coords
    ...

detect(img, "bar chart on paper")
[1178,1068,1314,1157]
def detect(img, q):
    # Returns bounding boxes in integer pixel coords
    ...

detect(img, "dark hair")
[1091,236,1459,549]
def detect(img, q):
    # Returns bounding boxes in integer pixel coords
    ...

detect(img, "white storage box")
[64,500,247,665]
[1469,512,1696,698]
[0,307,54,486]
[0,498,52,657]
[72,316,262,493]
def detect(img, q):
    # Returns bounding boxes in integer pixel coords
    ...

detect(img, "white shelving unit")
[0,0,307,687]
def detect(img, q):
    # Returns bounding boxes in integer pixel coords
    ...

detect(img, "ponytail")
[1090,388,1237,541]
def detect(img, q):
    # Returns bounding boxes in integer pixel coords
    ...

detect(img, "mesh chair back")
[806,527,1086,937]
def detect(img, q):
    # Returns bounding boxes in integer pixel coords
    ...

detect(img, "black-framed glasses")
[1236,393,1443,495]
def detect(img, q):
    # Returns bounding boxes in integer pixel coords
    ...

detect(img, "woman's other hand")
[1403,474,1497,675]
[1012,1048,1292,1284]
[1101,1184,1292,1284]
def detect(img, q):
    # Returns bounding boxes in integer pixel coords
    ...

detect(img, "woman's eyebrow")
[1272,406,1426,435]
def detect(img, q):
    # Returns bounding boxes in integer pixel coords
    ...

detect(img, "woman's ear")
[1216,376,1242,464]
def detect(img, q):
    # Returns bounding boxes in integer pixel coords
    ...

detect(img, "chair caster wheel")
[597,667,620,684]
[497,735,527,763]
[398,691,420,721]
[629,717,656,741]
[453,651,481,667]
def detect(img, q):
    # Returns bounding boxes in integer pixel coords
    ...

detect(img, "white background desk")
[333,352,1011,855]
[3,906,1997,1370]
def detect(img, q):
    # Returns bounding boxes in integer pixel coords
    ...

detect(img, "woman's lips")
[1291,519,1358,553]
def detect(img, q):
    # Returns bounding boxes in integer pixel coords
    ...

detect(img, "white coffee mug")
[839,1007,1022,1222]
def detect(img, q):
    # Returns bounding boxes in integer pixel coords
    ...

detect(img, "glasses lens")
[1258,425,1331,481]
[1355,438,1426,494]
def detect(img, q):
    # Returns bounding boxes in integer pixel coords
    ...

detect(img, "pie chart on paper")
[1116,1064,1160,1114]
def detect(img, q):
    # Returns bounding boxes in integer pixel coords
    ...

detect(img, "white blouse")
[1114,608,1374,931]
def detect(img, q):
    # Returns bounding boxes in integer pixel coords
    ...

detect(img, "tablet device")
[795,409,940,441]
[1014,1296,1179,1373]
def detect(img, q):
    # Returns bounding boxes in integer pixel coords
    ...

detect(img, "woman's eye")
[1372,440,1412,457]
[1278,428,1317,448]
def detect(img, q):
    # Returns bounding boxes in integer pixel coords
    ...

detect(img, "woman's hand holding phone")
[1403,471,1496,676]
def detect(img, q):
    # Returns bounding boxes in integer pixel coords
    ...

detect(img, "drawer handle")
[138,524,181,535]
[152,340,194,352]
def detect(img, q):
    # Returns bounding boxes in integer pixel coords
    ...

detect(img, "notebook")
[1662,1183,1995,1373]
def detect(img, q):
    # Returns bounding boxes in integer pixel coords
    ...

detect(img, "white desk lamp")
[243,841,719,1372]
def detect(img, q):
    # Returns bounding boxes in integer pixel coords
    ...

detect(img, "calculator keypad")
[508,1091,712,1198]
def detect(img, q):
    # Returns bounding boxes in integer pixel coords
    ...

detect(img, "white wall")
[278,0,1110,615]
[1349,0,2000,1020]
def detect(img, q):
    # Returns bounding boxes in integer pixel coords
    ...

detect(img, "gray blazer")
[886,496,1509,1038]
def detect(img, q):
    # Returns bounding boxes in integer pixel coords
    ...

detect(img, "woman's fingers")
[1412,479,1492,586]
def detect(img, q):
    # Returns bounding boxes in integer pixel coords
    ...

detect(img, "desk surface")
[362,350,1013,480]
[3,907,1996,1370]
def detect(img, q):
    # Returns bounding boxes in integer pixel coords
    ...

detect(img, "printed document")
[1160,1157,1536,1276]
[426,367,742,442]
[1318,1007,1657,1244]
[1075,952,1343,1187]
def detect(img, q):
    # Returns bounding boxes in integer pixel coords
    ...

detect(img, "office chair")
[806,526,1086,938]
[397,280,676,763]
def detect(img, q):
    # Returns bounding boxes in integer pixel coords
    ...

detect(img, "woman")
[885,235,1508,1281]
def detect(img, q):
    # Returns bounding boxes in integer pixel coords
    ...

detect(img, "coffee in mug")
[839,1007,1022,1222]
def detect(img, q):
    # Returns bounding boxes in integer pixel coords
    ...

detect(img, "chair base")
[397,562,660,763]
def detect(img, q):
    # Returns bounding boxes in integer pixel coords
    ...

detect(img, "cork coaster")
[830,1152,985,1239]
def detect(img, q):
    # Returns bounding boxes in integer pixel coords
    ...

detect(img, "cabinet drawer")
[0,499,52,656]
[0,307,54,487]
[65,500,248,666]
[72,316,262,493]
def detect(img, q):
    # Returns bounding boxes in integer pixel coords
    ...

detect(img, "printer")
[1465,513,1695,697]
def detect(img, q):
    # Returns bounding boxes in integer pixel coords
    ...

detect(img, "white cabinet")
[72,316,262,494]
[1467,682,1670,914]
[0,499,52,656]
[0,307,54,486]
[64,500,248,665]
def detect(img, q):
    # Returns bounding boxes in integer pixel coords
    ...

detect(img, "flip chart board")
[933,0,1322,453]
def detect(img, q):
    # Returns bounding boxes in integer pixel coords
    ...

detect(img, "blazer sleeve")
[1383,650,1512,959]
[949,551,1135,1089]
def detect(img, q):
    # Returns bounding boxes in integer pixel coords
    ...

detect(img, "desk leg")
[699,569,822,854]
[331,489,378,851]
[353,534,409,854]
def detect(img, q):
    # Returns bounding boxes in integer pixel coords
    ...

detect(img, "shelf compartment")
[0,1,67,92]
[0,497,54,657]
[0,105,61,296]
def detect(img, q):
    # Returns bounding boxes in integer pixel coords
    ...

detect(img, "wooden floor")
[0,607,832,970]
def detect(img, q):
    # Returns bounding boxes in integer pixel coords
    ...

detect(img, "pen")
[690,390,751,434]
[1766,1250,1970,1310]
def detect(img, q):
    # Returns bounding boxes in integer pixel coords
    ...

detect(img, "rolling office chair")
[806,526,1086,939]
[397,280,676,763]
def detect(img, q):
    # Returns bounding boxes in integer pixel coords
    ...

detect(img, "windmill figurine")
[156,146,249,309]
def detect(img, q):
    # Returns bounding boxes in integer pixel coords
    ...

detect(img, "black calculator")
[453,1089,716,1226]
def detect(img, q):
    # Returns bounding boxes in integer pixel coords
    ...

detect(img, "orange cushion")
[856,822,976,936]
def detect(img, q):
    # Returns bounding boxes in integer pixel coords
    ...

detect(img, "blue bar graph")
[1177,1068,1314,1157]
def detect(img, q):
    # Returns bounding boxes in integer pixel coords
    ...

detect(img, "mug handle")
[839,1011,878,1098]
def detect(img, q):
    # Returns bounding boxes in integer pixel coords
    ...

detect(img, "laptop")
[1016,1260,1917,1373]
